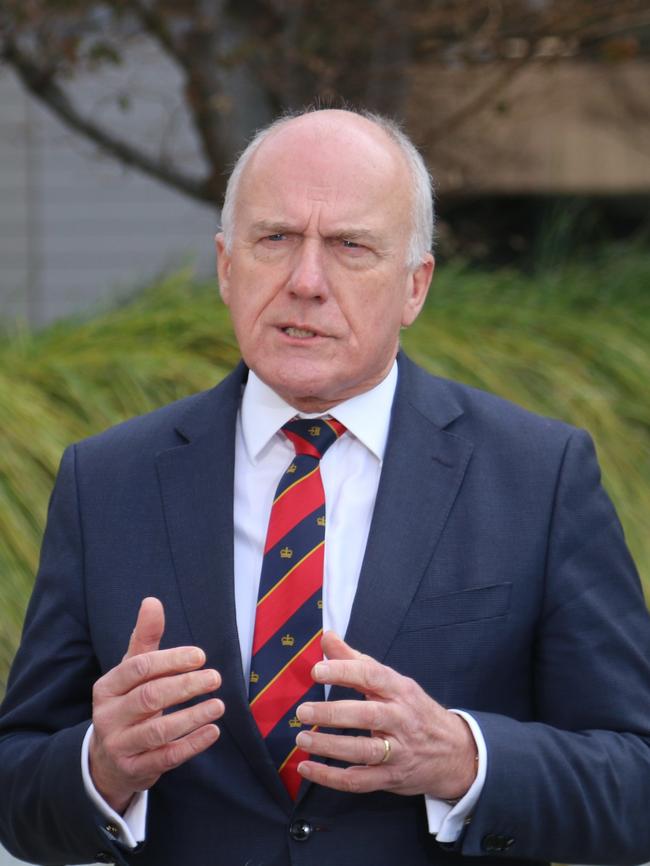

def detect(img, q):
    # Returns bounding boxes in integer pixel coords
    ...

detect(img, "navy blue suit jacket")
[2,354,650,866]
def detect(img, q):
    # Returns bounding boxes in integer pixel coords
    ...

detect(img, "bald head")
[220,109,434,270]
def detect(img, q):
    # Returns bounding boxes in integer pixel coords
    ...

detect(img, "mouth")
[280,325,321,339]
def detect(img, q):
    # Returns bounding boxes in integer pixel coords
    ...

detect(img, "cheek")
[348,289,402,335]
[228,289,278,345]
[230,262,284,314]
[232,302,258,336]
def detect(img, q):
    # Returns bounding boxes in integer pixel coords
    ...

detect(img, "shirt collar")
[241,362,398,464]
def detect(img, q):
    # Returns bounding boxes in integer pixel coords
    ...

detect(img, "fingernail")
[296,731,312,749]
[297,704,314,722]
[187,648,204,664]
[297,762,309,777]
[204,669,220,687]
[313,661,330,680]
[205,724,220,742]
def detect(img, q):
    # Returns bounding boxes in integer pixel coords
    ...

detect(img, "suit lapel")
[331,355,474,698]
[155,364,291,806]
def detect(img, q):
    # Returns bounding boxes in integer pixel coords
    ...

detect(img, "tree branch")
[128,0,185,60]
[428,54,534,140]
[2,37,222,206]
[117,0,255,190]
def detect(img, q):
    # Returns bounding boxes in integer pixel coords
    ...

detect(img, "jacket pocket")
[398,582,512,632]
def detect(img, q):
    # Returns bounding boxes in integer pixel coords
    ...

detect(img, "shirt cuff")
[81,724,148,848]
[424,710,487,843]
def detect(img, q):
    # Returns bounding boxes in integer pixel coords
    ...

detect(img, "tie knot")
[282,418,346,459]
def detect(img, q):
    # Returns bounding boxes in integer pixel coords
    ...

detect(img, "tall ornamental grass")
[1,246,649,691]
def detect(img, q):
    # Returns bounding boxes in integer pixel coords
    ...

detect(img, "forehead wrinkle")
[306,185,333,202]
[248,199,325,236]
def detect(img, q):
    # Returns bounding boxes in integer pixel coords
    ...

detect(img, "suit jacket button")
[289,819,313,841]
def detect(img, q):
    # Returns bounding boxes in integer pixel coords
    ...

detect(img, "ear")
[215,232,231,304]
[401,254,434,327]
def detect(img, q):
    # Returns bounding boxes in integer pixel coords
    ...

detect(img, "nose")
[287,239,329,300]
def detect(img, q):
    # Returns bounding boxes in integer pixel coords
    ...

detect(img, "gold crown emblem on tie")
[317,599,323,609]
[281,633,295,647]
[308,425,321,437]
[280,546,293,559]
[289,716,302,728]
[287,463,297,474]
[249,671,259,684]
[316,516,326,526]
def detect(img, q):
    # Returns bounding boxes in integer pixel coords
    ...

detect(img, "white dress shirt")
[83,361,486,846]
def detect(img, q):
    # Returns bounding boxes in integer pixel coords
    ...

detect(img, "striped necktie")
[249,417,346,798]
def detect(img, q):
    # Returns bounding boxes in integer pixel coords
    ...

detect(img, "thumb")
[321,630,364,662]
[123,597,165,660]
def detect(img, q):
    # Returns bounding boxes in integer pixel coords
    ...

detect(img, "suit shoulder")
[447,378,575,442]
[70,388,225,469]
[404,358,581,456]
[69,363,244,463]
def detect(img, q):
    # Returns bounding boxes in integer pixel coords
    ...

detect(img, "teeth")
[284,327,315,338]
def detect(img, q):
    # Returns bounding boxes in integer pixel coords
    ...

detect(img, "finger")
[296,729,389,766]
[311,657,399,698]
[321,631,364,662]
[126,723,221,780]
[124,597,165,660]
[297,699,392,732]
[99,646,210,696]
[120,698,224,755]
[297,759,388,794]
[130,668,221,718]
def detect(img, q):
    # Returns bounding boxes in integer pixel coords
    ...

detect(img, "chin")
[274,361,330,391]
[273,374,340,411]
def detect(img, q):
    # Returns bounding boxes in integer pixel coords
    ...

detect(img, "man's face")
[216,113,434,412]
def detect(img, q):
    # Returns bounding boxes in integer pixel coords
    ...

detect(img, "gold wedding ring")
[379,737,392,765]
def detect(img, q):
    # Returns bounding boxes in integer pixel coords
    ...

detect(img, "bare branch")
[1,36,223,206]
[127,0,182,59]
[429,54,534,140]
[427,0,650,141]
[114,0,258,189]
[577,11,650,45]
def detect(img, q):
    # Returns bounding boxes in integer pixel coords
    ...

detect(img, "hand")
[294,632,477,799]
[89,597,223,813]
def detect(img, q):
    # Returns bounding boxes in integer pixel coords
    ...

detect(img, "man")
[1,108,649,866]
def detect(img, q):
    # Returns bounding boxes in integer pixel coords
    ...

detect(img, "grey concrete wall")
[0,41,219,327]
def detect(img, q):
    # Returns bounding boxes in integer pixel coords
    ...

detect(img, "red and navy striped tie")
[249,417,346,798]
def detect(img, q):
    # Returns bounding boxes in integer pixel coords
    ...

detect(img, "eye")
[266,233,286,242]
[338,238,370,258]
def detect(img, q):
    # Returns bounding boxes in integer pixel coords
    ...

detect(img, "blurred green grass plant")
[1,247,649,691]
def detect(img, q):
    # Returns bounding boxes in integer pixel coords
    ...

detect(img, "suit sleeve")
[459,429,650,864]
[0,446,133,866]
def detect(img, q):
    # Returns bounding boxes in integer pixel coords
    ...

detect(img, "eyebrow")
[249,220,381,244]
[329,227,380,243]
[250,220,293,236]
